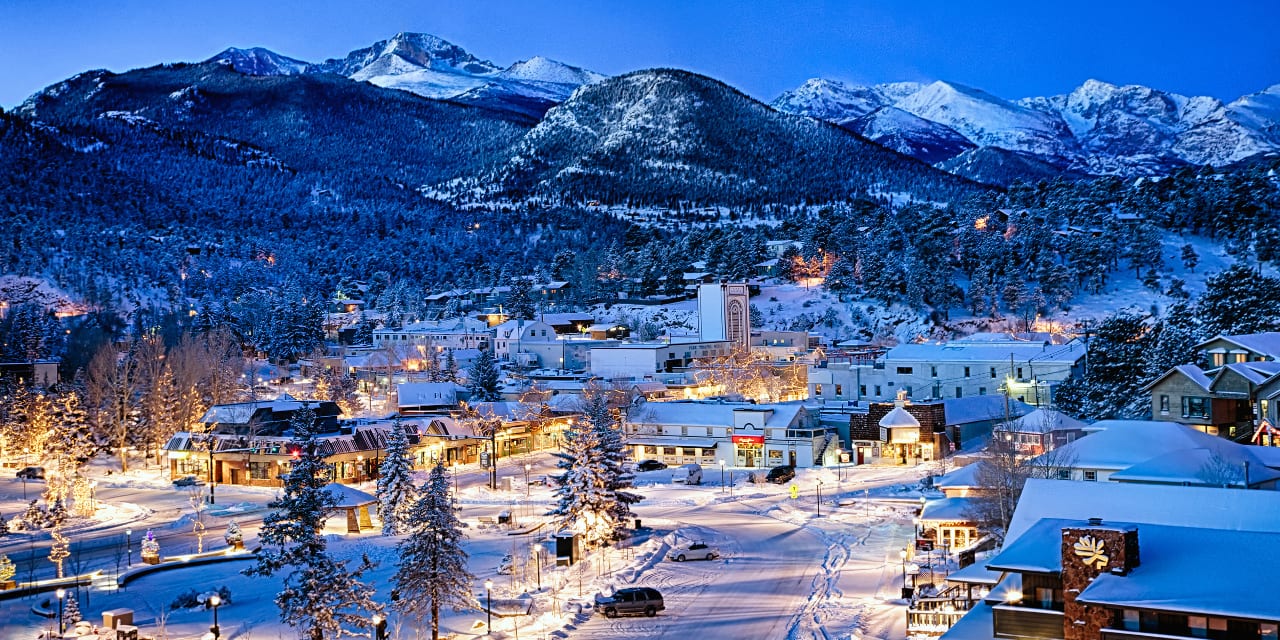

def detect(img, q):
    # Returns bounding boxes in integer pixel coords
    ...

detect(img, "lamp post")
[125,528,132,567]
[899,548,908,598]
[532,545,542,590]
[524,463,532,497]
[207,438,217,506]
[816,479,823,517]
[484,579,494,635]
[718,460,726,493]
[56,588,65,636]
[371,613,387,640]
[209,594,221,639]
[835,448,843,484]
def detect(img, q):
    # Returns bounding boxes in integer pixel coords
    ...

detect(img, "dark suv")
[765,465,796,484]
[595,587,664,618]
[16,466,44,480]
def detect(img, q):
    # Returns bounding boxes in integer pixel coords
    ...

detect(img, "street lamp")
[209,594,222,639]
[484,579,494,635]
[125,529,133,567]
[371,613,387,640]
[56,588,65,636]
[531,545,542,590]
[718,460,726,493]
[524,463,532,497]
[835,448,843,483]
[899,548,908,597]
[816,479,824,517]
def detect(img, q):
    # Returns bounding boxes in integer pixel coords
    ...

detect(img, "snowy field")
[0,458,937,639]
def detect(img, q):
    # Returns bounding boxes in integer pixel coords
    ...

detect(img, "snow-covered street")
[0,459,931,639]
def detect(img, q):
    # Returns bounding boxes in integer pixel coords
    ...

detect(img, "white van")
[671,464,703,485]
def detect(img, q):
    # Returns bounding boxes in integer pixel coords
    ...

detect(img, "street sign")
[789,485,799,500]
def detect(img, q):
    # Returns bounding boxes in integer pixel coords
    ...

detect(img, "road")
[570,491,829,639]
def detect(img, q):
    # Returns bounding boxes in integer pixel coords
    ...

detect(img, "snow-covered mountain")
[201,33,603,118]
[846,106,975,164]
[207,47,309,76]
[774,77,1280,178]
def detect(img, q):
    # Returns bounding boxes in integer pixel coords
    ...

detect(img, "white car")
[667,541,719,562]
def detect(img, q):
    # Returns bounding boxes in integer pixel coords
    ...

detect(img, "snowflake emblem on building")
[1073,535,1109,570]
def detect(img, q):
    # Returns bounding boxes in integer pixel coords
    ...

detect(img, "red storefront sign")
[731,435,764,444]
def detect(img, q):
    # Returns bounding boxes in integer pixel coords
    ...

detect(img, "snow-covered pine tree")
[467,351,502,402]
[506,277,537,321]
[393,462,475,640]
[376,417,416,535]
[63,589,83,624]
[243,403,379,639]
[548,391,640,548]
[587,393,641,538]
[441,350,459,384]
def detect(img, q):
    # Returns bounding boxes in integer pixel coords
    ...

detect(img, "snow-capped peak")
[771,78,898,124]
[206,47,309,76]
[895,80,1076,157]
[497,56,605,86]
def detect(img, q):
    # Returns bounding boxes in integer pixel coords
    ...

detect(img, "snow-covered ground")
[0,458,935,639]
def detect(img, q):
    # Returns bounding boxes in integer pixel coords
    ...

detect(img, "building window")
[1122,610,1139,631]
[1183,396,1210,418]
[1056,469,1070,480]
[1160,395,1170,414]
[979,387,986,395]
[874,385,882,397]
[859,385,867,396]
[1211,352,1226,367]
[815,384,823,396]
[897,366,913,375]
[1017,367,1024,379]
[1260,623,1277,640]
[955,387,963,399]
[990,367,997,379]
[931,366,938,377]
[964,366,971,377]
[905,386,912,397]
[835,384,843,397]
[249,461,274,480]
[1189,616,1208,638]
[1083,470,1097,481]
[1035,587,1053,609]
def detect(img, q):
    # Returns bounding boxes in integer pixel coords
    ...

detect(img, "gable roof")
[1108,447,1280,487]
[1037,420,1242,471]
[1001,408,1087,433]
[1141,364,1212,393]
[934,462,982,489]
[944,396,1035,426]
[1201,332,1280,359]
[396,382,460,408]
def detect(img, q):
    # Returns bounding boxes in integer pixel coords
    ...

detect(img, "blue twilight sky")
[2,0,1278,108]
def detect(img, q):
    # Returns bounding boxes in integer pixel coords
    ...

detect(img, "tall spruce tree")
[377,417,416,535]
[467,351,502,402]
[244,403,379,639]
[506,277,537,321]
[549,392,640,548]
[393,462,475,640]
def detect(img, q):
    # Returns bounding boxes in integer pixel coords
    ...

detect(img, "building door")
[789,450,797,467]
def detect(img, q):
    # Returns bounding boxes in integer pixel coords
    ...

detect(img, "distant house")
[623,401,827,468]
[396,382,461,414]
[992,408,1087,456]
[0,360,59,387]
[492,319,556,361]
[1145,332,1280,441]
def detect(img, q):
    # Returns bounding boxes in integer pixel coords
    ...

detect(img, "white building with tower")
[698,282,751,350]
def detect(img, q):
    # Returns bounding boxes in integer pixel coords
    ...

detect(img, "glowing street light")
[56,588,66,636]
[209,594,222,639]
[484,579,494,635]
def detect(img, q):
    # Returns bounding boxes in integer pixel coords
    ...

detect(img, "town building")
[622,400,830,468]
[1145,333,1280,442]
[698,282,751,350]
[847,393,1035,466]
[492,319,556,362]
[371,317,492,351]
[588,338,734,380]
[0,359,59,386]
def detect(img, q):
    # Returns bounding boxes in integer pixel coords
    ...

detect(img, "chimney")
[1060,523,1140,640]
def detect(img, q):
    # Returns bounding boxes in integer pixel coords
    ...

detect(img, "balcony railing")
[907,594,973,637]
[992,604,1064,639]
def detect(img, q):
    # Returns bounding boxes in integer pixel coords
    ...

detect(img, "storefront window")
[249,461,275,480]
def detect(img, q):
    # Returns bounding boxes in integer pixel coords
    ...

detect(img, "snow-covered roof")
[396,382,459,408]
[945,561,1002,587]
[1213,361,1280,385]
[1141,363,1212,392]
[920,497,978,522]
[1005,479,1280,545]
[1107,447,1280,487]
[198,395,310,425]
[934,463,982,489]
[879,406,920,428]
[944,396,1035,426]
[627,401,805,429]
[493,319,553,339]
[1037,420,1241,471]
[1000,408,1086,433]
[323,482,377,508]
[885,340,1086,365]
[1077,524,1280,620]
[1208,332,1280,359]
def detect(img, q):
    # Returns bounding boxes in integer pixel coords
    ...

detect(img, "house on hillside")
[1146,332,1280,442]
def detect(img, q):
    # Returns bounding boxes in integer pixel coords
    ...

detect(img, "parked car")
[16,466,44,480]
[172,475,205,487]
[765,465,796,484]
[667,541,719,562]
[671,463,702,485]
[594,587,664,618]
[635,459,668,472]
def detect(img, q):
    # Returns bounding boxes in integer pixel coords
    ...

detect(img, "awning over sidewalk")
[625,438,719,448]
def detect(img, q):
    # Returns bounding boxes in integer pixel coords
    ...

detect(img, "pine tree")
[1180,243,1199,273]
[548,392,640,548]
[244,403,379,639]
[377,418,417,535]
[441,351,459,384]
[393,462,475,640]
[467,351,502,402]
[63,589,83,624]
[506,277,537,320]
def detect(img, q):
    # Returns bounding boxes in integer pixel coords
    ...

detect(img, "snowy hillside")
[848,106,975,164]
[207,47,309,76]
[896,80,1077,158]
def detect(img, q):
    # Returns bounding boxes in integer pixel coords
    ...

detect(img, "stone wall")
[1060,524,1139,640]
